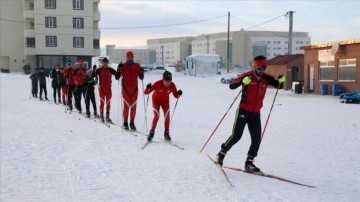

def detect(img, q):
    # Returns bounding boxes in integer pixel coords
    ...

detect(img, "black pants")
[221,108,262,158]
[67,84,75,109]
[39,84,47,98]
[85,90,97,114]
[53,87,61,102]
[74,85,83,112]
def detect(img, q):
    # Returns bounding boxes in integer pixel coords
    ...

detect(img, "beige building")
[145,30,310,68]
[0,0,101,73]
[105,45,156,65]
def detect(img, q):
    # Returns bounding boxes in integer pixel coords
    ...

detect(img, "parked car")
[140,64,152,72]
[339,90,360,103]
[152,65,165,70]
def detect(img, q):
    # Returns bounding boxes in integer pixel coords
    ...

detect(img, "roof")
[267,54,303,65]
[186,54,220,63]
[301,38,360,50]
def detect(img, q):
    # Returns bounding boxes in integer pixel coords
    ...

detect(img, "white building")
[0,0,101,73]
[105,45,156,65]
[146,30,310,68]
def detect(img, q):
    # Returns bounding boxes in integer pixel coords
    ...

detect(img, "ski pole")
[141,80,148,131]
[198,89,242,154]
[120,79,124,132]
[261,84,281,140]
[170,98,179,124]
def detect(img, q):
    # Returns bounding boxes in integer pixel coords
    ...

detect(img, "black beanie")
[163,71,172,81]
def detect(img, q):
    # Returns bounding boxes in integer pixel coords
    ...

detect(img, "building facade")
[144,30,310,68]
[301,38,360,95]
[0,0,101,73]
[105,45,156,65]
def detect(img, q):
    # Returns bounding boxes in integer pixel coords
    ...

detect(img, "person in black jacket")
[29,68,39,98]
[38,67,49,101]
[83,69,98,118]
[51,64,61,104]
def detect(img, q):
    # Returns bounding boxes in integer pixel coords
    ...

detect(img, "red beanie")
[126,51,134,58]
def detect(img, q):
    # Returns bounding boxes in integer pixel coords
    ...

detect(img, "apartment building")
[0,0,101,73]
[145,30,310,68]
[105,45,156,65]
[147,36,194,65]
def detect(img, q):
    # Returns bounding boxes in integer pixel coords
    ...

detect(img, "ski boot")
[123,122,129,130]
[100,112,105,123]
[244,157,261,173]
[129,122,136,130]
[147,130,155,142]
[164,129,171,141]
[215,151,226,166]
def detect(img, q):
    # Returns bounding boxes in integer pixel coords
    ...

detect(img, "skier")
[38,67,49,101]
[29,68,39,98]
[93,57,120,122]
[83,69,98,118]
[63,61,76,111]
[73,59,86,114]
[51,64,61,104]
[117,51,144,130]
[215,55,285,173]
[144,71,182,142]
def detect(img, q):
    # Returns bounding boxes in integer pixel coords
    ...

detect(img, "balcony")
[24,10,34,19]
[93,12,100,21]
[93,30,100,39]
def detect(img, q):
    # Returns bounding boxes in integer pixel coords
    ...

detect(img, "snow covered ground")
[1,71,359,202]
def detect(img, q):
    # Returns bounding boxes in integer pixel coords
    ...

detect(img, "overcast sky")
[98,0,360,48]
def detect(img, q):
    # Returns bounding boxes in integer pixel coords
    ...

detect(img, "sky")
[98,0,360,48]
[1,70,359,201]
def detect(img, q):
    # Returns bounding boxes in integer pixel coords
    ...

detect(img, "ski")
[122,129,138,136]
[158,137,184,150]
[141,141,151,150]
[207,155,235,187]
[223,166,315,188]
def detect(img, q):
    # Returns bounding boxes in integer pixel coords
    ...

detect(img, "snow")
[1,71,359,202]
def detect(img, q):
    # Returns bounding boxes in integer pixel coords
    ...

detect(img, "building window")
[338,59,356,81]
[93,39,99,49]
[45,0,56,9]
[73,37,84,48]
[46,36,57,47]
[45,17,56,28]
[73,18,84,29]
[73,0,84,10]
[26,38,35,47]
[319,61,334,81]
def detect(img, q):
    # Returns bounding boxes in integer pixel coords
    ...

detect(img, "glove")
[278,75,286,83]
[146,83,152,89]
[242,76,251,85]
[92,65,96,71]
[118,62,123,68]
[140,67,144,72]
[177,90,183,96]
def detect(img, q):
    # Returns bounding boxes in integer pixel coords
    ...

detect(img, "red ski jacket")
[120,62,143,95]
[230,70,282,112]
[95,66,118,92]
[144,80,180,102]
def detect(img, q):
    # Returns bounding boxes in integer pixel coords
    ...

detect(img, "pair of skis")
[207,155,315,188]
[141,137,184,150]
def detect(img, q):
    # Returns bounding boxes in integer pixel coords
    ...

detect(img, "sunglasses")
[257,66,266,71]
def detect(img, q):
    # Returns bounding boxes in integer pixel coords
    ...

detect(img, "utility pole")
[227,11,230,73]
[287,11,295,55]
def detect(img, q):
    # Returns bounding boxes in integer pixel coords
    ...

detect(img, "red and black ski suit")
[94,66,119,115]
[63,67,77,110]
[144,80,180,131]
[220,70,283,159]
[119,62,143,124]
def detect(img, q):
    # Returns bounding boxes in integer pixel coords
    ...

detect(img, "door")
[309,65,314,91]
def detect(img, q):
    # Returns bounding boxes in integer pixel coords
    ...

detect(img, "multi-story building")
[105,45,156,65]
[0,0,101,73]
[147,36,194,65]
[145,30,310,68]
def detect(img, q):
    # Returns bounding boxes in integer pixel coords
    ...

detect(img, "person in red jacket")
[215,55,286,173]
[144,71,182,142]
[73,59,86,114]
[93,57,119,123]
[63,61,76,111]
[117,51,144,130]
